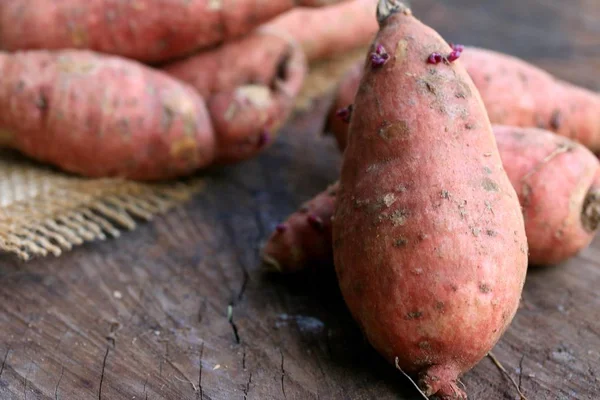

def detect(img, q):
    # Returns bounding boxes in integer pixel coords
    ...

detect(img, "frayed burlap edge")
[0,152,204,261]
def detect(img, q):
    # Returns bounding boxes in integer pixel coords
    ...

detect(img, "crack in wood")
[142,375,148,400]
[227,304,241,344]
[54,365,64,400]
[98,346,110,400]
[0,347,10,378]
[243,373,252,400]
[197,342,204,400]
[280,349,287,400]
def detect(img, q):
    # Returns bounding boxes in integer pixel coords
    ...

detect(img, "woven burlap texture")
[0,48,365,262]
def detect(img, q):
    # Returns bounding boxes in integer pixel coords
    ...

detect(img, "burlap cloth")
[0,47,366,261]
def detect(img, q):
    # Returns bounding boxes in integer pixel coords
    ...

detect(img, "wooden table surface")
[1,1,599,399]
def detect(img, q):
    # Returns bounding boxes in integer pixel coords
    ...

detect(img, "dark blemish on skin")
[15,80,25,92]
[479,283,491,293]
[35,94,48,110]
[465,123,474,130]
[418,233,429,241]
[393,238,408,247]
[435,301,445,311]
[550,110,562,130]
[450,285,458,292]
[482,178,500,192]
[406,311,423,320]
[441,190,450,199]
[378,120,410,141]
[486,229,497,237]
[484,166,492,174]
[484,74,492,83]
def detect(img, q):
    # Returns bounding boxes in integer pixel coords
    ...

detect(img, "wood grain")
[0,0,599,399]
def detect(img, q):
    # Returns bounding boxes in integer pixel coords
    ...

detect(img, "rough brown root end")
[260,253,282,272]
[377,0,412,24]
[582,187,600,232]
[418,365,466,400]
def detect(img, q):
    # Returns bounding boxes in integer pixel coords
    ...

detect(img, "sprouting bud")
[427,52,443,64]
[258,129,270,147]
[446,49,461,62]
[451,43,464,52]
[336,104,354,124]
[275,224,287,234]
[370,44,390,68]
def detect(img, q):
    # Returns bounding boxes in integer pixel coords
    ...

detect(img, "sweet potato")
[0,0,346,63]
[331,2,528,398]
[493,126,600,265]
[262,182,338,273]
[263,126,600,271]
[162,30,307,164]
[0,49,299,180]
[326,47,600,152]
[261,0,379,62]
[462,48,600,152]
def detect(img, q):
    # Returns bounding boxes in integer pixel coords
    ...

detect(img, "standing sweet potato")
[0,49,217,181]
[332,2,528,399]
[0,0,346,63]
[326,47,600,152]
[263,126,600,272]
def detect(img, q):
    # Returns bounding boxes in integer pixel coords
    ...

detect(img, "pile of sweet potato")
[258,1,600,399]
[0,0,379,180]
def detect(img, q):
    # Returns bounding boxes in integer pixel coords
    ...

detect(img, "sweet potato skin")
[163,31,307,164]
[262,182,337,273]
[0,0,346,63]
[332,2,528,398]
[327,47,600,153]
[0,50,215,181]
[262,0,378,62]
[493,125,600,265]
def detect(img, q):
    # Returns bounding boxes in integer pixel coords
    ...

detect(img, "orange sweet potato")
[331,2,528,398]
[263,126,600,271]
[326,47,600,152]
[162,30,307,164]
[0,0,346,63]
[261,0,379,62]
[0,49,301,181]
